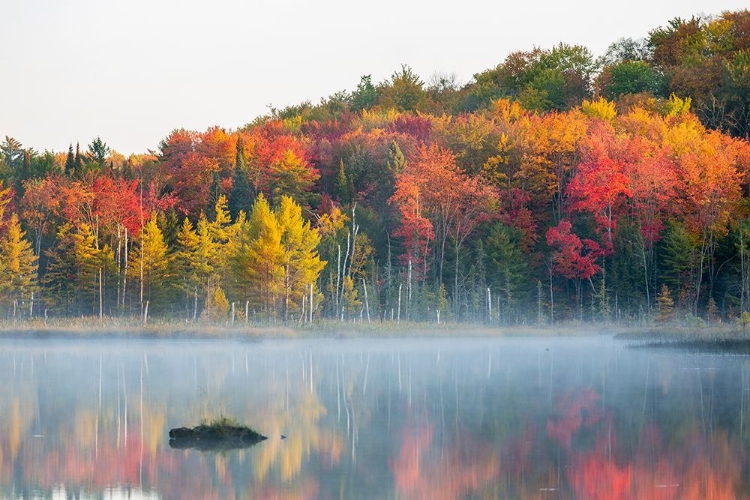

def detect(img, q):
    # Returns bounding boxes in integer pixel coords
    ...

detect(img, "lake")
[1,335,748,499]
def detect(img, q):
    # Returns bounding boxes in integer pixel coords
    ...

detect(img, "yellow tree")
[276,195,326,321]
[72,223,103,315]
[195,212,218,304]
[171,217,201,319]
[0,214,38,317]
[128,212,170,311]
[0,181,11,229]
[666,116,742,311]
[231,193,283,316]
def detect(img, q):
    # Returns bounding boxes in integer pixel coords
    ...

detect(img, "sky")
[1,0,748,156]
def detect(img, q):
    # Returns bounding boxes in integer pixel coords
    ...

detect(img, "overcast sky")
[1,0,748,155]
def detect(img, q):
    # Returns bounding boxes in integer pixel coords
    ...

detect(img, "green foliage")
[485,223,530,322]
[228,136,254,219]
[351,75,377,112]
[378,65,427,112]
[6,9,750,325]
[87,137,110,167]
[660,221,699,310]
[42,224,78,314]
[599,61,665,99]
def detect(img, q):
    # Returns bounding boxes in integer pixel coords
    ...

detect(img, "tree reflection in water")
[0,337,748,499]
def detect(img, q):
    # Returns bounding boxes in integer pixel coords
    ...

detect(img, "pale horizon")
[2,0,747,155]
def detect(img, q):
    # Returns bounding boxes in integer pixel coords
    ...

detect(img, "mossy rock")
[169,418,267,451]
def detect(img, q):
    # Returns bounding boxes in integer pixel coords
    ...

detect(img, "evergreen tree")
[0,214,38,316]
[43,224,78,315]
[206,172,222,220]
[486,223,529,323]
[231,193,283,316]
[171,217,201,318]
[65,144,75,176]
[386,140,406,176]
[228,136,254,219]
[351,75,377,112]
[74,142,83,177]
[87,137,110,168]
[128,212,170,309]
[656,284,674,322]
[158,209,180,248]
[204,285,230,321]
[661,221,699,312]
[72,223,101,314]
[341,275,361,319]
[335,159,351,204]
[276,195,326,320]
[210,194,234,287]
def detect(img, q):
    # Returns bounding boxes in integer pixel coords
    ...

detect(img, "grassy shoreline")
[1,317,748,341]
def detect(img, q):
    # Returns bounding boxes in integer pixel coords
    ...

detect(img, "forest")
[1,10,749,325]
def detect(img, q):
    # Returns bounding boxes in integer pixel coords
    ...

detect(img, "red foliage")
[389,114,433,143]
[567,123,632,252]
[546,388,602,449]
[499,188,538,252]
[546,220,601,281]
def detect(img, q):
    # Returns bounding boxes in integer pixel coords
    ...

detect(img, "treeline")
[1,10,750,325]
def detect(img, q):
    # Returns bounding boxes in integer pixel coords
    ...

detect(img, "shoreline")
[0,319,747,341]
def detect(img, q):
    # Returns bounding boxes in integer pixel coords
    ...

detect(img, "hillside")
[1,10,749,325]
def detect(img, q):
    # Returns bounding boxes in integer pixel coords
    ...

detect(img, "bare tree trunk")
[116,225,121,310]
[386,232,392,314]
[193,285,198,322]
[284,262,290,322]
[407,259,412,320]
[548,265,555,324]
[99,267,104,319]
[487,287,492,323]
[336,244,341,313]
[123,227,128,308]
[363,278,370,323]
[397,283,402,323]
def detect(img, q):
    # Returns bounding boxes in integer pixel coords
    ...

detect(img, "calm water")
[1,335,749,499]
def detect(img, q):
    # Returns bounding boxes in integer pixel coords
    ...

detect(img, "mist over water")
[1,335,749,499]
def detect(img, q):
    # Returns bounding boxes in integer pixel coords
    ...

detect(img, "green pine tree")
[65,144,75,176]
[43,224,78,314]
[74,142,83,177]
[228,136,254,220]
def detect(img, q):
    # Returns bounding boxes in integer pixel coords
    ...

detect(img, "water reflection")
[0,337,749,499]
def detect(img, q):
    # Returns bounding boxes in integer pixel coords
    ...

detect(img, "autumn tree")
[0,214,38,317]
[128,212,170,312]
[229,193,283,316]
[276,195,326,321]
[391,143,498,307]
[171,217,201,319]
[546,220,602,319]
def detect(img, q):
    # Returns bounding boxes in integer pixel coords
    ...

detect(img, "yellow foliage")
[581,97,617,120]
[317,206,349,237]
[204,285,230,321]
[490,98,525,122]
[665,94,692,117]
